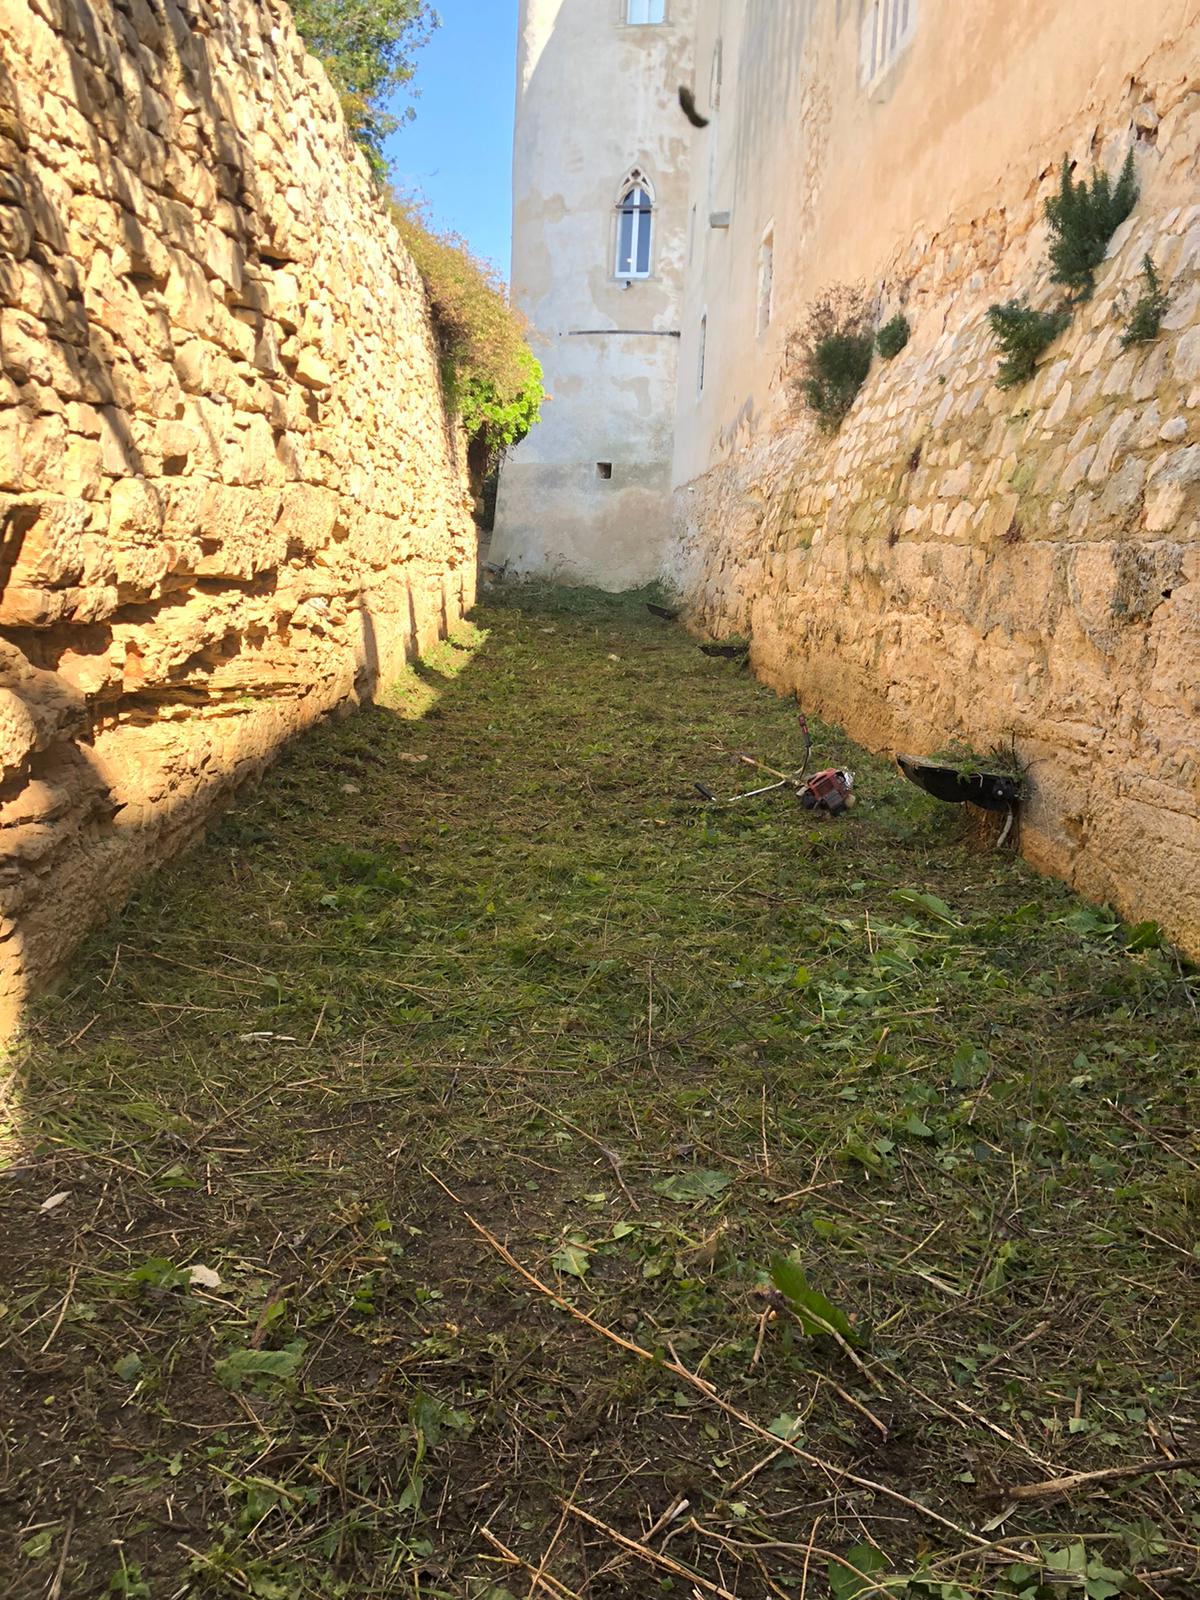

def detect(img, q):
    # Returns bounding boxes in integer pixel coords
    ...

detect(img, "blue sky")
[383,2,519,279]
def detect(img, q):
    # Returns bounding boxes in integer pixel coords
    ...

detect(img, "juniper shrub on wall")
[1120,255,1170,348]
[1045,149,1138,300]
[790,285,875,432]
[987,300,1070,389]
[876,313,911,360]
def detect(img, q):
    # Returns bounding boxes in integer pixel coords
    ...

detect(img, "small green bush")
[390,198,544,456]
[1120,254,1170,348]
[876,313,910,360]
[1045,149,1138,299]
[988,299,1070,389]
[790,285,874,432]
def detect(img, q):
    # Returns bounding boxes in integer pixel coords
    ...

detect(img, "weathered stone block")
[0,688,39,782]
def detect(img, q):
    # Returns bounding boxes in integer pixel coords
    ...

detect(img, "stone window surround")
[612,168,657,282]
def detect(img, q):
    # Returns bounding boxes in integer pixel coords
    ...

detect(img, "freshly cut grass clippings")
[2,584,1196,1600]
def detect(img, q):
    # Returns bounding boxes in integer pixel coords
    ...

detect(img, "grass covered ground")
[1,583,1197,1600]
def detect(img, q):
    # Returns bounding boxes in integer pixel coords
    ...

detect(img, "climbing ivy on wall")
[291,0,437,178]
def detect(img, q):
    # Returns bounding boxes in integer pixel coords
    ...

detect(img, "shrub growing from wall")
[988,300,1070,388]
[390,201,544,487]
[1046,149,1138,299]
[876,313,911,360]
[1121,255,1170,347]
[790,286,875,432]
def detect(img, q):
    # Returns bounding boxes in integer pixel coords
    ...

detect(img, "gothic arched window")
[616,182,653,279]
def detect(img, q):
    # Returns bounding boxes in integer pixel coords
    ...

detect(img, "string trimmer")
[694,712,857,813]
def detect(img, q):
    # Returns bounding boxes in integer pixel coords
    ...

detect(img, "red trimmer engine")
[799,768,856,814]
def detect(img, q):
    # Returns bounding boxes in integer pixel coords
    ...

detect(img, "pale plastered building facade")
[496,0,1200,959]
[492,0,694,587]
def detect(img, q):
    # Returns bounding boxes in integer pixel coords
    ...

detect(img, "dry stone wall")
[0,0,476,1031]
[670,93,1200,956]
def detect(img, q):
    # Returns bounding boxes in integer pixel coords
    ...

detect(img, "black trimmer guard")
[896,754,1022,814]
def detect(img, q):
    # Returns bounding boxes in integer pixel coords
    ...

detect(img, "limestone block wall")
[0,0,475,1030]
[669,22,1200,956]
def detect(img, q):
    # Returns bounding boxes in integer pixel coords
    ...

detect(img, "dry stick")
[477,1526,581,1600]
[38,1265,80,1355]
[593,1496,692,1591]
[47,1503,77,1600]
[692,1520,899,1600]
[771,1179,841,1206]
[426,1169,1002,1552]
[750,1307,772,1369]
[563,1501,741,1600]
[760,1082,770,1175]
[824,1375,888,1438]
[727,1442,787,1496]
[645,1496,690,1541]
[529,1466,588,1594]
[798,1513,822,1600]
[1107,1101,1200,1172]
[526,1099,640,1212]
[976,1317,1052,1377]
[1005,1455,1200,1504]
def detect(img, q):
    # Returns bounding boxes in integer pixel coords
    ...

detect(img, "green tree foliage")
[987,299,1070,388]
[459,349,544,455]
[291,0,437,177]
[1045,149,1138,299]
[391,199,544,455]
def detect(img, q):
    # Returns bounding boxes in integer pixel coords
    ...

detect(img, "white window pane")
[617,209,634,275]
[635,211,651,274]
[616,187,652,276]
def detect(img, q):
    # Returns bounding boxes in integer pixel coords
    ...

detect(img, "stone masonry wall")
[670,80,1200,956]
[0,0,476,1031]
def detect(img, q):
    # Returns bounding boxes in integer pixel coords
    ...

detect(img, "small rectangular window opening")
[597,461,613,480]
[626,0,665,23]
[697,315,707,395]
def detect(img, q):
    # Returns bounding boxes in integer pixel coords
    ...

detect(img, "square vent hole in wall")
[597,462,613,480]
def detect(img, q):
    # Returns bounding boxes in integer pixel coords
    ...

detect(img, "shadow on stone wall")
[0,0,474,1036]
